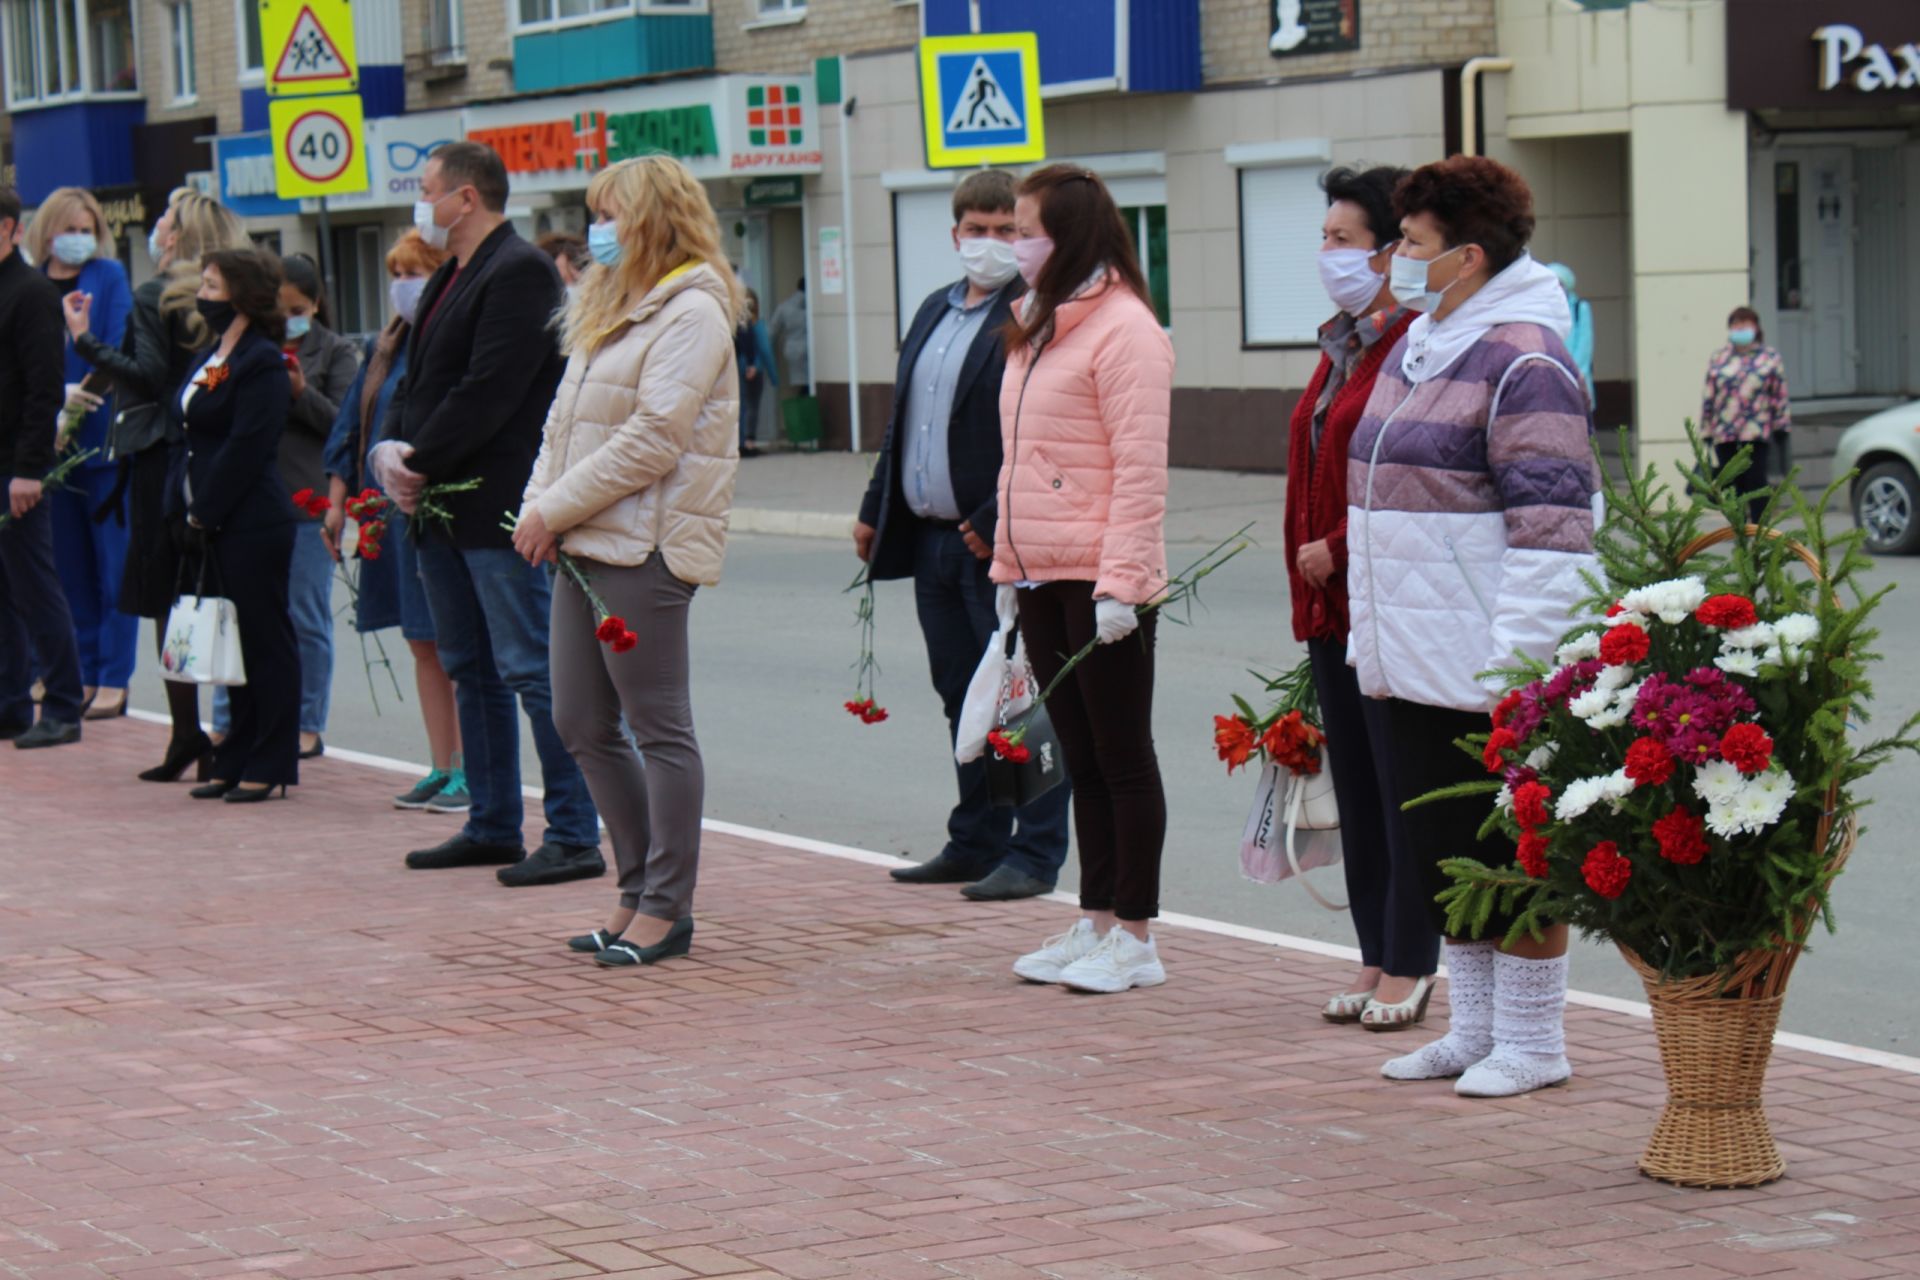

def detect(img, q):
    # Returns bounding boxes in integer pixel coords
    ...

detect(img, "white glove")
[1093,596,1138,645]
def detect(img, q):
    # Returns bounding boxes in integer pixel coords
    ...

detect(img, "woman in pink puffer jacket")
[992,165,1176,996]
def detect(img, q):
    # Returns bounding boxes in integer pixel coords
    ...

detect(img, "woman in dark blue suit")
[169,248,300,802]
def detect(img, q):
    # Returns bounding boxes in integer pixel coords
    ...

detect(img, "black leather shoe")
[406,835,525,870]
[595,917,693,967]
[225,783,289,803]
[13,719,79,750]
[497,842,606,887]
[189,780,237,800]
[567,927,623,954]
[961,865,1056,901]
[889,853,988,884]
[0,721,30,740]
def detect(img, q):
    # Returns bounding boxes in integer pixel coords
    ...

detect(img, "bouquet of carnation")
[1427,432,1918,987]
[842,569,887,725]
[1225,660,1340,898]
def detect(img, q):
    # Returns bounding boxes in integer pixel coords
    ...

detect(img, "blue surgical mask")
[147,224,166,264]
[52,233,97,266]
[588,221,622,267]
[286,314,312,340]
[1728,327,1758,347]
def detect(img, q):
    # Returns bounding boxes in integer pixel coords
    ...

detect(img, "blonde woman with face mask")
[512,155,743,969]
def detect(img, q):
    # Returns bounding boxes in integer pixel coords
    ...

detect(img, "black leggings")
[1382,697,1520,939]
[1714,441,1771,527]
[1016,581,1165,920]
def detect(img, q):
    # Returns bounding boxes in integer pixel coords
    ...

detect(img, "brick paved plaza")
[1,723,1917,1280]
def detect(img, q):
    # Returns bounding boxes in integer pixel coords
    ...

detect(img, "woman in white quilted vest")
[512,155,743,970]
[1346,156,1600,1097]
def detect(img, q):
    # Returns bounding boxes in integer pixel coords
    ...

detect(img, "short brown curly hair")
[1393,156,1536,275]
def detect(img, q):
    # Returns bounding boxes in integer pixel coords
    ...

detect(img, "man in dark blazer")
[372,141,601,886]
[854,170,1069,901]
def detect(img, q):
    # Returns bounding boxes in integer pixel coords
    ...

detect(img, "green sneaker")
[425,769,471,815]
[393,769,450,811]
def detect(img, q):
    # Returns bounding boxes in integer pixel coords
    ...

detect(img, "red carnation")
[1512,780,1552,831]
[291,487,315,510]
[610,629,639,654]
[1492,690,1523,730]
[595,615,627,645]
[1482,726,1519,774]
[1600,623,1651,667]
[1624,736,1675,788]
[1697,594,1759,630]
[844,699,866,717]
[304,495,330,517]
[860,703,888,724]
[1582,841,1632,899]
[1213,715,1258,774]
[1605,601,1626,618]
[1720,723,1774,775]
[1652,806,1710,866]
[1516,831,1549,879]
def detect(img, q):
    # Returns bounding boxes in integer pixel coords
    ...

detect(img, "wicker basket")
[1610,526,1855,1188]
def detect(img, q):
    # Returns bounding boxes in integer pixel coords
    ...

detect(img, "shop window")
[518,0,626,29]
[1238,160,1328,346]
[167,0,193,100]
[2,0,138,104]
[754,0,805,18]
[1120,204,1169,328]
[236,0,261,77]
[1774,162,1802,312]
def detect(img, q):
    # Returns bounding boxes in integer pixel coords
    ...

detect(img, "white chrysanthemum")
[1596,664,1636,692]
[1568,685,1613,720]
[1496,785,1514,815]
[1600,768,1636,812]
[1714,649,1761,678]
[1731,778,1791,833]
[1763,643,1787,668]
[1722,623,1777,651]
[1554,775,1610,822]
[1775,614,1819,647]
[1748,768,1795,804]
[1586,702,1631,730]
[1525,743,1558,771]
[1704,801,1746,840]
[1693,760,1746,807]
[1556,633,1602,664]
[1620,576,1708,625]
[1606,610,1650,629]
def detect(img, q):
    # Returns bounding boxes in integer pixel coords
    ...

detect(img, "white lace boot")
[1456,952,1573,1097]
[1381,942,1494,1080]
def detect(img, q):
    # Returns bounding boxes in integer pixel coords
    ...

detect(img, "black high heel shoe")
[190,780,238,800]
[224,783,289,804]
[139,732,215,783]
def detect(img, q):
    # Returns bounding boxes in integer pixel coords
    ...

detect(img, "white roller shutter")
[1238,158,1331,346]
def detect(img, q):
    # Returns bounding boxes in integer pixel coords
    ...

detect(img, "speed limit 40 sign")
[269,92,369,199]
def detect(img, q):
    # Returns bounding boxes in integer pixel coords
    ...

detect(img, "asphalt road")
[129,532,1920,1052]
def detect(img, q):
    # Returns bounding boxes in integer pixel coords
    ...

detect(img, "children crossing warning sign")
[919,32,1045,169]
[261,0,359,97]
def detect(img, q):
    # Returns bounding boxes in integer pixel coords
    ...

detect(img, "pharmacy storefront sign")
[464,75,823,194]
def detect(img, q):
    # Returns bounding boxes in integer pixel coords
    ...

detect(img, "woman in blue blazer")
[168,248,300,801]
[30,187,134,716]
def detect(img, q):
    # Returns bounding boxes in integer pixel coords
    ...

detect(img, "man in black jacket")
[0,186,86,749]
[371,142,602,885]
[854,171,1069,901]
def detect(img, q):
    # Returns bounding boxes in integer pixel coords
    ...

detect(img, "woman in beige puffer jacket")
[512,155,742,968]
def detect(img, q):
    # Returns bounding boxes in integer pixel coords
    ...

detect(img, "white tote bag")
[160,593,247,686]
[954,589,1034,764]
[1239,749,1345,909]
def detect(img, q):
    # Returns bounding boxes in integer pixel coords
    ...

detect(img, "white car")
[1834,400,1920,555]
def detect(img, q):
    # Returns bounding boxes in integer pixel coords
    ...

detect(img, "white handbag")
[160,584,247,687]
[954,588,1034,764]
[1239,748,1345,909]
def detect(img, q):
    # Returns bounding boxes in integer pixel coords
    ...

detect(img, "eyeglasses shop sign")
[1727,0,1918,110]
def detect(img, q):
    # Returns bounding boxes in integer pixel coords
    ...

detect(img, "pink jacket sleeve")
[1089,313,1172,605]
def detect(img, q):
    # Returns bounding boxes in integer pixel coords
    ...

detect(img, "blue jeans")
[913,522,1070,882]
[414,541,598,849]
[214,522,335,736]
[49,466,137,687]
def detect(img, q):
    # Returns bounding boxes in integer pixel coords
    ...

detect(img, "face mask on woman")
[958,237,1019,291]
[389,276,427,324]
[1012,236,1053,288]
[1387,244,1465,313]
[285,314,312,341]
[147,224,167,264]
[588,221,622,267]
[196,298,238,336]
[52,233,97,266]
[1318,247,1386,317]
[1729,326,1758,347]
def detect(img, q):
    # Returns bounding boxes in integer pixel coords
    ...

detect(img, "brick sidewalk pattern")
[2,723,1918,1280]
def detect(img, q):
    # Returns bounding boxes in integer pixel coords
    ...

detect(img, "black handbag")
[986,704,1066,809]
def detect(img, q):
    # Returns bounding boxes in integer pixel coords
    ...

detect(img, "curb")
[730,507,853,541]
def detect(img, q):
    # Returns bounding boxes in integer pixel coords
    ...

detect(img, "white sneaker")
[1012,918,1102,984]
[1057,927,1166,993]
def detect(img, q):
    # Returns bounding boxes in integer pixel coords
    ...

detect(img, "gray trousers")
[550,553,703,922]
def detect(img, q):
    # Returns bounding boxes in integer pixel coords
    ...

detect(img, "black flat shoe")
[299,736,325,760]
[889,853,987,885]
[567,927,624,954]
[405,835,525,871]
[190,780,238,799]
[140,732,215,783]
[13,719,80,750]
[594,918,694,967]
[224,783,289,803]
[497,842,605,887]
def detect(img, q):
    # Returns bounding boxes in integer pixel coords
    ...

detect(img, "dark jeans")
[913,523,1070,882]
[415,542,599,850]
[1381,696,1520,939]
[1311,637,1438,977]
[1715,440,1772,527]
[1017,580,1164,920]
[0,496,85,726]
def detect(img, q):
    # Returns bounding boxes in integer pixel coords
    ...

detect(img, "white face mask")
[1318,247,1385,317]
[957,236,1019,292]
[390,276,427,324]
[412,191,462,251]
[1388,244,1466,313]
[52,233,97,266]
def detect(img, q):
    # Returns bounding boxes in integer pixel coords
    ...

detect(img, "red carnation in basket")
[1582,841,1633,899]
[1512,780,1552,831]
[1600,622,1651,667]
[1696,594,1759,630]
[1721,723,1774,775]
[1624,736,1676,788]
[1483,726,1519,774]
[1516,831,1550,879]
[1652,806,1710,866]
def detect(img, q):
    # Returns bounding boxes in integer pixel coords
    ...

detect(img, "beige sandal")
[1322,989,1377,1023]
[1360,976,1436,1032]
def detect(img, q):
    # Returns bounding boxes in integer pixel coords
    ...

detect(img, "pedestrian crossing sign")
[919,33,1045,169]
[260,0,359,97]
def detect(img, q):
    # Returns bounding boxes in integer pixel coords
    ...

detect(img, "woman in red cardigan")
[1283,165,1439,1030]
